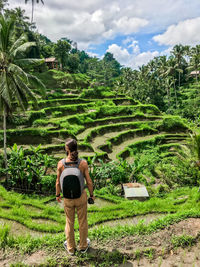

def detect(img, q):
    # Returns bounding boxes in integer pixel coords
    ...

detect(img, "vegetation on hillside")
[1,1,200,266]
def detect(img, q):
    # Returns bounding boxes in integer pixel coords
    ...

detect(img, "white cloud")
[7,0,200,65]
[7,0,149,48]
[128,41,140,54]
[113,17,148,35]
[134,51,159,67]
[107,44,130,63]
[107,42,159,69]
[153,17,200,46]
[87,51,100,58]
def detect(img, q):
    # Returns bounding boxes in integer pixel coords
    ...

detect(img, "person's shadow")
[79,247,134,267]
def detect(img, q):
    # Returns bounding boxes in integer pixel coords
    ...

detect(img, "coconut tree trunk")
[3,106,8,185]
[174,82,177,107]
[167,87,170,108]
[31,0,34,23]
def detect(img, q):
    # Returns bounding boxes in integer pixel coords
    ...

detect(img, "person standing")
[56,138,94,255]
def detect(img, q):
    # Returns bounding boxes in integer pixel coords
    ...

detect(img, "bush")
[89,159,133,189]
[41,175,56,193]
[158,156,200,187]
[80,86,115,98]
[161,116,188,132]
[4,144,56,193]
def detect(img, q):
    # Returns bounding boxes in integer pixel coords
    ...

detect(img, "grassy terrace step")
[30,98,95,109]
[47,93,79,99]
[52,150,108,162]
[0,128,74,146]
[117,133,188,160]
[29,97,138,109]
[45,88,81,94]
[52,151,97,160]
[32,104,161,130]
[108,133,160,161]
[77,114,162,140]
[83,120,162,143]
[62,88,81,94]
[98,127,159,153]
[10,103,160,128]
[24,142,94,154]
[43,102,96,116]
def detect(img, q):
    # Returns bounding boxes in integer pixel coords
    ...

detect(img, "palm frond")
[14,75,37,104]
[15,58,45,68]
[27,73,46,97]
[0,15,15,52]
[1,72,12,109]
[9,77,27,111]
[12,42,36,58]
[9,34,27,57]
[8,63,29,83]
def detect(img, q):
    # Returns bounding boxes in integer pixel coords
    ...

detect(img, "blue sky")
[8,0,200,69]
[92,33,168,57]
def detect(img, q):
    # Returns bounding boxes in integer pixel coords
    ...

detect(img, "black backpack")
[60,158,85,199]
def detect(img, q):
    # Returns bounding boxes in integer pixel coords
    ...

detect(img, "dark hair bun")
[70,151,78,161]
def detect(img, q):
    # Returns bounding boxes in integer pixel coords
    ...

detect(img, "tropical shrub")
[40,175,56,193]
[158,156,200,187]
[161,116,188,132]
[4,144,56,193]
[89,159,133,189]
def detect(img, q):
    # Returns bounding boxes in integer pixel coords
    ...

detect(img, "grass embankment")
[1,185,200,256]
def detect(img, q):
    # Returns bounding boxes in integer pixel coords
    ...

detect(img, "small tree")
[54,39,71,70]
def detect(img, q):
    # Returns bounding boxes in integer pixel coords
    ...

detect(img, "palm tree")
[0,15,45,183]
[163,57,179,107]
[171,44,186,87]
[188,45,200,83]
[25,0,44,23]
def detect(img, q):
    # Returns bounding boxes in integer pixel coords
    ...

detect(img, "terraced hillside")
[0,86,189,167]
[1,86,200,267]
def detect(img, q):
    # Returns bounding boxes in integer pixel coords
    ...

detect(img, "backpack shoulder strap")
[61,158,66,166]
[77,158,82,167]
[62,158,81,168]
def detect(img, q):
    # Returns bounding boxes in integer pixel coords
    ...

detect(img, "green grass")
[171,234,196,248]
[1,185,200,234]
[1,185,200,261]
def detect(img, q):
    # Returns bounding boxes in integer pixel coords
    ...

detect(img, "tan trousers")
[64,190,88,252]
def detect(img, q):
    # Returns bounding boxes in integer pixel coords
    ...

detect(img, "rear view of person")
[56,138,94,255]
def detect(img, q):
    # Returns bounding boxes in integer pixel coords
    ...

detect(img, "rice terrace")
[1,0,200,266]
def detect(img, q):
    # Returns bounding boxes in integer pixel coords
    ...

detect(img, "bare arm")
[56,161,62,202]
[83,161,94,197]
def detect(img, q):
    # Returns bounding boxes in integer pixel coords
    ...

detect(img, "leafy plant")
[89,159,133,189]
[4,144,56,193]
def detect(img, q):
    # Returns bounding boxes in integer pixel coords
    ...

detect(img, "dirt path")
[91,213,165,229]
[91,130,126,153]
[0,218,48,237]
[94,218,200,267]
[2,218,200,266]
[77,126,96,140]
